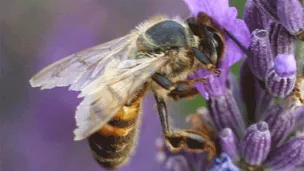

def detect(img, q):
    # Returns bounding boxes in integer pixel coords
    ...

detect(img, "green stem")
[296,40,304,74]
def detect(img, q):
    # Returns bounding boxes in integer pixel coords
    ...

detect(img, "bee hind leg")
[154,94,215,158]
[163,128,216,161]
[154,95,171,135]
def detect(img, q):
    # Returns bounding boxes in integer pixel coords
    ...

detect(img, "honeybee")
[29,12,225,169]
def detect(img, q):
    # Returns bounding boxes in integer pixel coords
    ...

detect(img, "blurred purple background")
[1,1,190,171]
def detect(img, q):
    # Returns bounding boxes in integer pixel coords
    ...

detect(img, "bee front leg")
[152,73,204,100]
[192,48,221,76]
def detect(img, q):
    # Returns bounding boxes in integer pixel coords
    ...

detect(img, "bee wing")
[29,33,136,91]
[74,55,169,141]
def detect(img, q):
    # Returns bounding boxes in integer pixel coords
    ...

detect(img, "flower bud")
[268,22,296,56]
[252,0,279,22]
[219,128,240,161]
[255,79,273,119]
[241,121,271,165]
[244,0,269,32]
[265,54,296,97]
[277,0,304,39]
[265,137,304,170]
[263,104,296,148]
[208,90,245,137]
[204,75,226,97]
[248,29,273,80]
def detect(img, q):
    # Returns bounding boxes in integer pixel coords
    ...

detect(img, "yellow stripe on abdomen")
[88,87,146,169]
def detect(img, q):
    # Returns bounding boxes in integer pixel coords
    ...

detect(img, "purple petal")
[184,0,250,99]
[265,137,304,170]
[204,75,226,97]
[265,54,296,97]
[263,104,296,148]
[274,54,297,77]
[208,90,245,137]
[255,79,274,119]
[219,128,240,161]
[240,121,271,165]
[183,0,250,67]
[277,0,304,36]
[268,22,296,56]
[244,0,270,32]
[252,0,279,22]
[191,68,228,99]
[248,29,273,80]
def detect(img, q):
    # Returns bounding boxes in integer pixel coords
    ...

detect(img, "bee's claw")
[214,69,221,76]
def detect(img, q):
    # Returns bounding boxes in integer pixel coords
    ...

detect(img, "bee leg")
[152,73,175,91]
[154,95,185,150]
[154,95,171,134]
[152,73,212,149]
[168,86,199,100]
[183,130,216,161]
[192,47,213,68]
[152,73,200,93]
[192,48,221,76]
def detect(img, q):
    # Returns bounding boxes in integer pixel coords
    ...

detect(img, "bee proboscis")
[30,12,225,169]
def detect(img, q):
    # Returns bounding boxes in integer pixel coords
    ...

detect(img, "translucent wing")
[29,15,171,141]
[29,34,136,91]
[73,55,169,140]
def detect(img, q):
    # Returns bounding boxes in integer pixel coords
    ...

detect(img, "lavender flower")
[247,29,273,80]
[158,0,304,170]
[265,137,304,170]
[244,0,269,32]
[263,103,296,148]
[218,128,239,161]
[265,54,297,97]
[155,117,211,171]
[253,0,304,40]
[184,0,250,99]
[240,121,271,165]
[268,23,295,56]
[277,0,304,38]
[208,88,245,137]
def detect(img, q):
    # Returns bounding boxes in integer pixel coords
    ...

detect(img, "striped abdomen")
[88,93,144,170]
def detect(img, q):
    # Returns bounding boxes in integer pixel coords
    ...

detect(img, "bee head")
[187,12,225,67]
